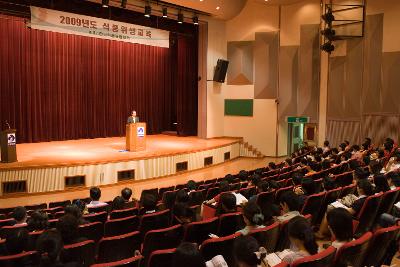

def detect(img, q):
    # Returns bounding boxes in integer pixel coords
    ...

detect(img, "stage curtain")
[0,15,180,143]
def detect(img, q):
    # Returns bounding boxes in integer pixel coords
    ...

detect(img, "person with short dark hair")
[276,191,301,222]
[373,174,390,193]
[87,187,108,208]
[353,167,369,180]
[4,228,29,255]
[173,242,207,267]
[323,140,330,154]
[387,171,400,188]
[237,201,265,235]
[322,176,337,191]
[249,174,261,187]
[140,193,157,215]
[27,210,49,232]
[12,206,27,226]
[64,205,87,225]
[215,192,237,216]
[295,177,317,206]
[186,180,197,192]
[111,196,125,211]
[326,208,353,249]
[56,214,84,245]
[268,162,277,170]
[121,187,136,208]
[36,229,79,267]
[234,235,267,267]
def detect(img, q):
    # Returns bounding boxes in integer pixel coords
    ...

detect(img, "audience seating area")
[1,144,400,267]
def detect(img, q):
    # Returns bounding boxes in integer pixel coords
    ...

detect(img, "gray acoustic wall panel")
[298,24,320,122]
[227,41,254,85]
[278,46,299,119]
[254,32,279,99]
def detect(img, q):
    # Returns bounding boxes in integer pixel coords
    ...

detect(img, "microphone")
[5,120,11,130]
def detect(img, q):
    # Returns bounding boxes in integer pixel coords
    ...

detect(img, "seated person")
[56,214,86,245]
[27,210,49,232]
[205,181,247,206]
[387,171,400,189]
[176,189,190,205]
[215,193,237,216]
[1,228,29,256]
[233,235,268,267]
[267,216,318,265]
[173,202,195,224]
[249,174,262,187]
[322,176,337,191]
[72,199,88,216]
[294,177,317,206]
[186,180,198,194]
[64,204,87,225]
[373,174,390,193]
[173,242,228,267]
[139,193,158,215]
[275,191,301,223]
[87,187,108,209]
[237,201,265,235]
[12,206,27,226]
[121,187,137,208]
[111,196,126,212]
[36,229,80,267]
[316,179,373,238]
[326,208,354,249]
[127,110,139,123]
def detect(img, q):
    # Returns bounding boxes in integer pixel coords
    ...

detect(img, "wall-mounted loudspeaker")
[213,59,229,83]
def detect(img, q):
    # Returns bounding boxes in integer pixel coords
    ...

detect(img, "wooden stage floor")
[0,135,241,170]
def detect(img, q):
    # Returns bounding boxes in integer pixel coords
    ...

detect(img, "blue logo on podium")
[137,127,145,137]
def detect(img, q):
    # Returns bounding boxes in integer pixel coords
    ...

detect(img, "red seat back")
[200,232,241,266]
[0,251,39,266]
[83,211,108,224]
[147,248,176,267]
[184,216,219,245]
[362,225,400,266]
[338,184,356,199]
[78,221,103,243]
[291,246,336,267]
[218,212,245,237]
[142,224,183,260]
[333,232,372,267]
[91,255,142,267]
[378,188,400,215]
[249,222,280,252]
[104,215,139,237]
[0,224,27,239]
[60,239,95,266]
[97,231,141,263]
[110,207,138,219]
[139,209,171,239]
[300,192,326,225]
[356,193,383,234]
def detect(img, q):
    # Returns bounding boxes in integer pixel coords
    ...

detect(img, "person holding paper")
[127,110,139,124]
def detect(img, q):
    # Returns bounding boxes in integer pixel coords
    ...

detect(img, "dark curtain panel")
[172,33,198,136]
[0,15,197,143]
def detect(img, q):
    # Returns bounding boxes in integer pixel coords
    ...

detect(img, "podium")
[126,122,146,152]
[1,129,17,163]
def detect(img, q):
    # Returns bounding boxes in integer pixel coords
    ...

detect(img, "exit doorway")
[288,122,305,156]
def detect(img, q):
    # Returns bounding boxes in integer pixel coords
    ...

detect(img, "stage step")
[239,141,265,158]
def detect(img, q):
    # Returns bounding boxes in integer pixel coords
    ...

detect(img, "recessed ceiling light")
[216,6,220,10]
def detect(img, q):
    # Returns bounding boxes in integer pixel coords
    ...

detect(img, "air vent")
[176,161,188,172]
[2,181,27,194]
[204,156,213,166]
[65,175,85,188]
[224,152,231,161]
[118,169,135,181]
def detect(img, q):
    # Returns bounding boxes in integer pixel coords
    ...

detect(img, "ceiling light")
[145,5,151,17]
[178,12,183,24]
[162,7,168,18]
[216,6,220,10]
[102,0,109,8]
[121,0,127,8]
[193,15,199,25]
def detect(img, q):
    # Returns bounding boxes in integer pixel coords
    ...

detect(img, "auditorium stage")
[0,135,244,196]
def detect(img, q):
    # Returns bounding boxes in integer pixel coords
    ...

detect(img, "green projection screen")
[224,99,253,116]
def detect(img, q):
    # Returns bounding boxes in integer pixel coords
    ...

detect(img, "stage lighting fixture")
[162,7,168,18]
[321,28,336,40]
[178,12,183,24]
[321,8,335,24]
[321,41,335,53]
[193,15,199,25]
[145,5,151,17]
[102,0,109,8]
[121,0,127,8]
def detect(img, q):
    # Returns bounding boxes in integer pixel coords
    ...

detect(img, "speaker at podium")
[1,126,17,163]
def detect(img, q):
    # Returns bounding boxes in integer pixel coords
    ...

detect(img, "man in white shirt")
[87,187,108,208]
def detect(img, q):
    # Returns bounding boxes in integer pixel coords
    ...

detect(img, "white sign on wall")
[29,6,170,48]
[137,127,145,137]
